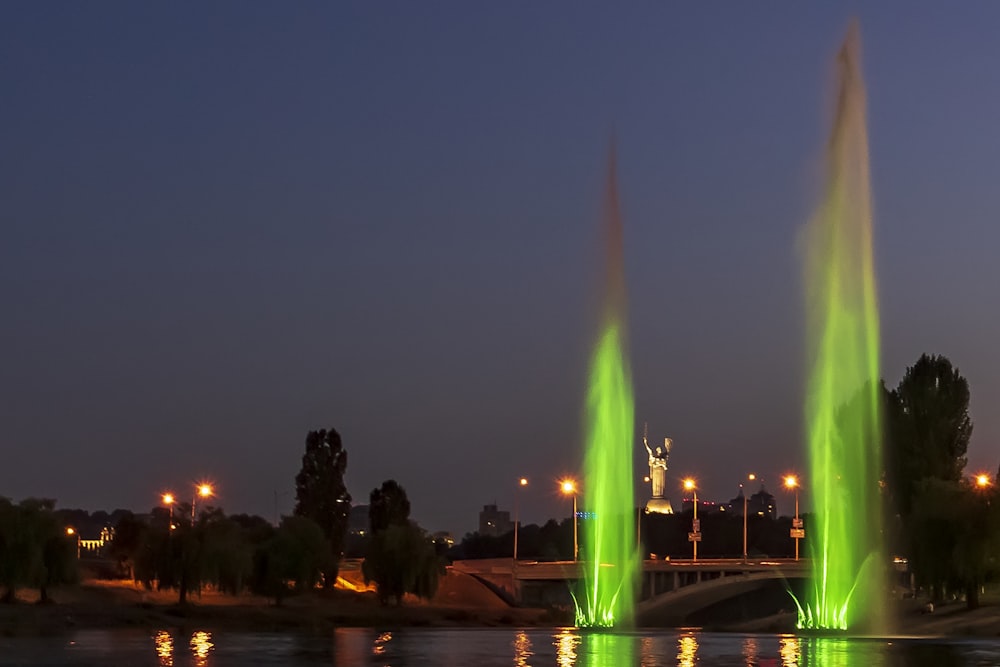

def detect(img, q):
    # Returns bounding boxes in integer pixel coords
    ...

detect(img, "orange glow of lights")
[519,477,528,486]
[784,475,799,489]
[162,493,175,505]
[975,473,991,488]
[65,527,75,536]
[682,478,696,491]
[560,479,576,495]
[197,484,214,498]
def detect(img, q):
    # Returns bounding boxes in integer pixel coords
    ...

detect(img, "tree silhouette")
[293,429,351,587]
[886,354,973,518]
[362,480,440,605]
[369,479,410,533]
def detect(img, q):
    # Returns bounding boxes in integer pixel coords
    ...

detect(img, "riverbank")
[4,578,999,638]
[725,595,1000,637]
[0,576,561,637]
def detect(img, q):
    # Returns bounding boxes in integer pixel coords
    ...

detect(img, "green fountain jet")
[574,143,640,628]
[796,20,885,632]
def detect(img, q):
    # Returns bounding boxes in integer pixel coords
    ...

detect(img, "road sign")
[790,528,805,539]
[688,532,702,542]
[692,519,700,532]
[792,518,803,529]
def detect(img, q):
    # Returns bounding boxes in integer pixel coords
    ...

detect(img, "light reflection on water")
[154,629,173,666]
[554,628,579,667]
[780,635,801,666]
[190,630,214,665]
[742,636,758,665]
[677,632,699,667]
[0,627,996,666]
[514,630,533,667]
[151,630,214,666]
[372,630,392,656]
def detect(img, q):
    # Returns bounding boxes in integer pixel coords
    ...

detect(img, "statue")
[642,428,673,514]
[645,436,670,498]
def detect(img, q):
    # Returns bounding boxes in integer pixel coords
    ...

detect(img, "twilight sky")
[2,3,999,536]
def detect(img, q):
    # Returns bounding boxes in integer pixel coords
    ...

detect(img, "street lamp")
[162,493,176,530]
[683,478,699,561]
[742,473,756,562]
[514,477,528,562]
[66,527,80,559]
[784,475,803,561]
[560,479,578,561]
[975,473,991,489]
[191,483,214,522]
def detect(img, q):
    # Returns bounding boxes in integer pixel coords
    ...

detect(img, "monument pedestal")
[645,497,674,514]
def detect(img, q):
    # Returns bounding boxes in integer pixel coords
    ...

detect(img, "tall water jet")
[797,20,885,631]
[574,143,639,628]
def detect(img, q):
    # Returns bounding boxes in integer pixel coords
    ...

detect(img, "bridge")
[451,558,811,625]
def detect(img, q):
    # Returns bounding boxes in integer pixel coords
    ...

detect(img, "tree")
[363,522,441,605]
[0,499,77,603]
[294,429,351,587]
[253,515,331,605]
[369,480,410,533]
[362,481,441,605]
[886,354,973,519]
[109,512,148,581]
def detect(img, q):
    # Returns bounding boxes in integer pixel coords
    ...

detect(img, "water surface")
[0,628,997,666]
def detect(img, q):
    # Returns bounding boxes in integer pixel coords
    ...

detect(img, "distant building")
[479,504,513,537]
[727,486,776,519]
[749,486,776,519]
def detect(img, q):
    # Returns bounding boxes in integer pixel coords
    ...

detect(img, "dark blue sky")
[2,3,998,535]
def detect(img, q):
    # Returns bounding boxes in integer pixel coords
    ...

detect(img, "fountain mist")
[796,20,885,631]
[574,144,639,628]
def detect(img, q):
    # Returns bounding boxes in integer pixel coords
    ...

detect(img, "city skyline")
[3,4,999,535]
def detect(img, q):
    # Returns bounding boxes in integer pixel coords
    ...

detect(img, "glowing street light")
[191,483,215,522]
[683,478,700,561]
[514,477,528,562]
[975,473,991,489]
[784,474,803,561]
[742,473,756,562]
[66,527,80,558]
[560,479,578,561]
[162,493,176,530]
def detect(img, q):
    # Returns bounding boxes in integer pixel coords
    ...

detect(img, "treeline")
[0,498,78,603]
[882,354,999,609]
[0,428,443,607]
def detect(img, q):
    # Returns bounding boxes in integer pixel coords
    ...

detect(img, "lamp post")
[683,478,699,561]
[514,477,528,562]
[561,479,578,561]
[162,493,175,530]
[66,527,80,559]
[742,473,756,562]
[784,475,802,561]
[191,483,214,523]
[974,473,992,508]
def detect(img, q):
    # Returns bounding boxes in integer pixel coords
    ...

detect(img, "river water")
[1,627,998,666]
